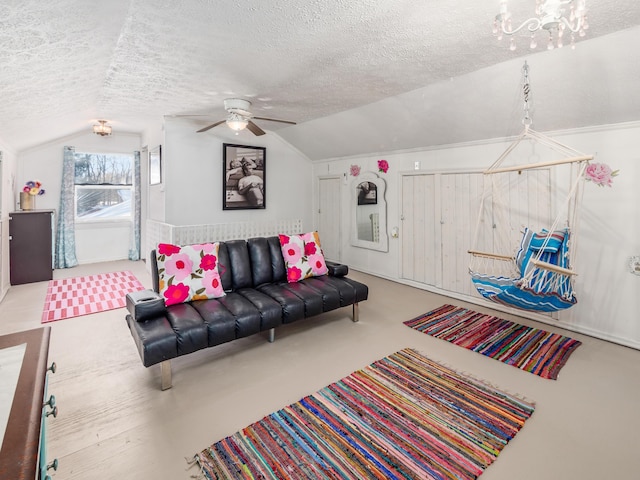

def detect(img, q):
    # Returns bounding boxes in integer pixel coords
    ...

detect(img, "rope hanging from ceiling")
[468,62,593,313]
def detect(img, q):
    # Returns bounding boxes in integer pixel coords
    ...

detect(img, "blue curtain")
[128,151,141,260]
[55,146,79,268]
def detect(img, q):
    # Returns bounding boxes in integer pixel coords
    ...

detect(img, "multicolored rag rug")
[41,271,145,323]
[194,348,534,479]
[404,304,582,380]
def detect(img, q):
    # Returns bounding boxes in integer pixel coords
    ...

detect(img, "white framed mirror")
[351,171,388,252]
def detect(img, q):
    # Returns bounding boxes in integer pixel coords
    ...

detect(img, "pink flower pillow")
[278,232,328,283]
[156,242,225,306]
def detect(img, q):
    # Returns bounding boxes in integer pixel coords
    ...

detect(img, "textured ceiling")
[1,0,639,156]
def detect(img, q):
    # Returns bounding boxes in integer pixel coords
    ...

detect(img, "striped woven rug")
[194,348,534,479]
[404,304,582,380]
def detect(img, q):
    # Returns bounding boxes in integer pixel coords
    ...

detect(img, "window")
[74,152,133,221]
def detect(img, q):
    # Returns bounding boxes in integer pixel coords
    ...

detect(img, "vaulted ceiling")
[1,1,639,159]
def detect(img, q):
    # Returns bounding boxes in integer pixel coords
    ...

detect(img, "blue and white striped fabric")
[470,273,576,312]
[470,228,576,312]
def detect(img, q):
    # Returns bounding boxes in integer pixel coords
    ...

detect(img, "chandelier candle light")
[493,0,588,51]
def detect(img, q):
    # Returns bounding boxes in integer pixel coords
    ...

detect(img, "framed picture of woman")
[222,143,266,210]
[357,181,377,205]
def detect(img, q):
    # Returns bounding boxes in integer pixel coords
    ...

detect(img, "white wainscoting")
[400,170,551,299]
[145,218,303,271]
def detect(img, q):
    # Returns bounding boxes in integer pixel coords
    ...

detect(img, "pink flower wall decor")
[350,164,361,176]
[585,162,619,187]
[378,159,389,174]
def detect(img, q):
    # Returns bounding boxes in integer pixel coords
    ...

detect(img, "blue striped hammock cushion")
[470,228,576,313]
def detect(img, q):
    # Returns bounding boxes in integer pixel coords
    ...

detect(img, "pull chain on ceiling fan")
[195,98,296,136]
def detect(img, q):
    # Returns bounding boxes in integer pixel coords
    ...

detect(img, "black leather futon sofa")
[125,236,368,389]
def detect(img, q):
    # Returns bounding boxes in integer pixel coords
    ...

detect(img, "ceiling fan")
[196,98,296,136]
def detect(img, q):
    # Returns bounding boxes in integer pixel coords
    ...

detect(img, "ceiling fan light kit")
[226,112,249,132]
[224,98,253,117]
[493,0,588,51]
[195,98,296,136]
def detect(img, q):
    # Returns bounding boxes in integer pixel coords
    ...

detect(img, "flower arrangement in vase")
[20,180,45,210]
[23,180,45,196]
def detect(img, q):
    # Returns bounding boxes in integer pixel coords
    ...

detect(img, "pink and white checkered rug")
[41,271,146,323]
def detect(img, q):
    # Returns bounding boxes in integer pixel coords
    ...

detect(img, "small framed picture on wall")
[149,145,162,185]
[357,181,377,205]
[222,143,266,210]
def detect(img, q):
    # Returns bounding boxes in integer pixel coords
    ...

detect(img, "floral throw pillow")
[278,232,328,283]
[156,242,225,306]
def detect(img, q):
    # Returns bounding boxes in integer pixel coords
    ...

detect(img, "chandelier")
[493,0,588,51]
[93,120,112,136]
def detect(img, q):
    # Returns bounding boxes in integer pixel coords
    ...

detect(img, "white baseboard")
[352,267,640,351]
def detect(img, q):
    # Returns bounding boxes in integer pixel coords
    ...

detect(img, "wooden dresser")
[0,327,58,479]
[9,210,55,285]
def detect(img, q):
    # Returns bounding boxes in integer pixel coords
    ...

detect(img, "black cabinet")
[9,210,54,285]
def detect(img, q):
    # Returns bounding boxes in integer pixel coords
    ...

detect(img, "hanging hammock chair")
[468,64,592,313]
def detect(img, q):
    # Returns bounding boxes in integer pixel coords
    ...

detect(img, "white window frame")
[74,152,134,223]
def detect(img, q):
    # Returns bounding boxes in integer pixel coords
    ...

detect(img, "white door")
[318,176,341,262]
[440,173,484,296]
[400,174,438,285]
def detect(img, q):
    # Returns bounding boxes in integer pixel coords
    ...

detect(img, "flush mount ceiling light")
[493,0,588,51]
[93,120,112,136]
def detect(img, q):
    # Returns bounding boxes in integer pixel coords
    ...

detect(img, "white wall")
[0,140,17,301]
[17,130,142,264]
[9,117,314,271]
[160,117,314,229]
[314,122,640,349]
[6,114,638,349]
[138,119,165,265]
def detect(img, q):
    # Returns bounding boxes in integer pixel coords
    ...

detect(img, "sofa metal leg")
[268,328,275,343]
[160,360,172,390]
[352,303,359,322]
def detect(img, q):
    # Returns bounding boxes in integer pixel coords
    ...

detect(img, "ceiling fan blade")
[197,120,225,133]
[253,116,297,125]
[246,120,266,136]
[171,114,214,117]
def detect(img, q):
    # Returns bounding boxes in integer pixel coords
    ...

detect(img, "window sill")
[75,219,132,229]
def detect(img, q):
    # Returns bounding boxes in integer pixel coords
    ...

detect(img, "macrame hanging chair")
[468,62,592,313]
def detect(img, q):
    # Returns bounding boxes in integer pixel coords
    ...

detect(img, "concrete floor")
[1,259,639,479]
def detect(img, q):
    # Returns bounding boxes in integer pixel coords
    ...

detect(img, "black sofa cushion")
[165,303,209,356]
[254,283,306,324]
[247,237,274,286]
[225,240,254,290]
[129,316,178,367]
[190,299,237,347]
[235,288,283,331]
